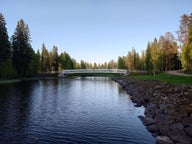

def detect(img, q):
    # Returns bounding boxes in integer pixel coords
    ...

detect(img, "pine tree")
[11,19,33,76]
[71,59,80,69]
[125,51,133,70]
[177,14,189,45]
[0,13,15,79]
[41,43,50,72]
[118,56,126,69]
[151,38,160,75]
[140,51,146,71]
[59,52,74,69]
[145,42,153,74]
[158,36,166,71]
[93,62,98,69]
[125,48,140,71]
[107,60,117,69]
[80,60,86,69]
[49,46,59,72]
[0,13,10,64]
[28,49,41,75]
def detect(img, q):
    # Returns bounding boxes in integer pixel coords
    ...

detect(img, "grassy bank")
[128,72,192,85]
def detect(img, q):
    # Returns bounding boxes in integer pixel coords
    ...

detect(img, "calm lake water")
[0,77,155,144]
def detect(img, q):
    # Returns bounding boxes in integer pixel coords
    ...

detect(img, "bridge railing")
[58,69,128,76]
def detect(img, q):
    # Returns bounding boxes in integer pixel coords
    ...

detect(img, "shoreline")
[0,73,121,84]
[0,77,59,84]
[0,73,60,84]
[113,77,192,144]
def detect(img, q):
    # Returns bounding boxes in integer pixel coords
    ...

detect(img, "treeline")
[0,14,48,79]
[0,13,117,80]
[117,32,181,75]
[1,12,192,79]
[117,13,192,75]
[40,44,118,72]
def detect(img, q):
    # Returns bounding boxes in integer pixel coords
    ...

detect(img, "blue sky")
[1,0,192,63]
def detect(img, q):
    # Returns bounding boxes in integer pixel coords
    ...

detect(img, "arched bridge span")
[58,69,128,76]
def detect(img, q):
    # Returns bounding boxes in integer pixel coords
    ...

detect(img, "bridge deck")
[59,69,128,76]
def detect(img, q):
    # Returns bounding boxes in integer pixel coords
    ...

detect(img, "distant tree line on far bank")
[117,13,192,75]
[0,12,192,79]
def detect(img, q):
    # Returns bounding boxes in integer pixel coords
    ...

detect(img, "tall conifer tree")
[49,46,59,72]
[11,19,33,76]
[0,13,15,79]
[41,43,50,72]
[59,52,74,69]
[0,13,10,64]
[177,14,189,45]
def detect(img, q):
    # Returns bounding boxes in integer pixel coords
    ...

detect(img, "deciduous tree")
[181,13,192,71]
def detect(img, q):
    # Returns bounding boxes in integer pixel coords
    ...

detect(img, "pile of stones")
[113,78,192,144]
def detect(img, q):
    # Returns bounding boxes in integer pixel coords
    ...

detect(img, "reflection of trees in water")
[0,84,12,127]
[0,81,35,143]
[0,79,154,143]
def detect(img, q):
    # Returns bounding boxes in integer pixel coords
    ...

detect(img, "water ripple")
[0,78,155,144]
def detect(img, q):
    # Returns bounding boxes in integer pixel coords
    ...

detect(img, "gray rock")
[154,113,167,122]
[113,78,192,144]
[156,136,173,144]
[138,116,157,126]
[158,123,170,135]
[184,92,189,95]
[145,104,159,118]
[147,124,158,133]
[185,126,192,137]
[169,130,192,144]
[182,117,192,127]
[170,122,183,131]
[159,103,167,111]
[131,97,142,107]
[164,107,175,115]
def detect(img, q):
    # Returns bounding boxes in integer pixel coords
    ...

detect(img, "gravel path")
[167,70,192,77]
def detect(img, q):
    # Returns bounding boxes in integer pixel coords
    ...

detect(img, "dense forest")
[0,13,192,79]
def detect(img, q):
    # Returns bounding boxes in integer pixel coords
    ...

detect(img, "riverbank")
[0,73,123,84]
[0,73,60,84]
[113,77,192,144]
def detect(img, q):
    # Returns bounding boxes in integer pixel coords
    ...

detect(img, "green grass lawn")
[128,72,192,85]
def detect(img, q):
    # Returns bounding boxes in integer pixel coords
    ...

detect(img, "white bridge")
[58,69,128,76]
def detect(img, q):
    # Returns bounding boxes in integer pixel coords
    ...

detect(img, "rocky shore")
[113,77,192,144]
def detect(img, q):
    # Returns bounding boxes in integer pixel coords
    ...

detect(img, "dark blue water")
[0,77,155,144]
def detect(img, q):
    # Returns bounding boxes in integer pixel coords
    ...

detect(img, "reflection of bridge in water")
[58,69,128,76]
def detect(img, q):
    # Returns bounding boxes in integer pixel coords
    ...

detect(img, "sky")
[0,0,192,64]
